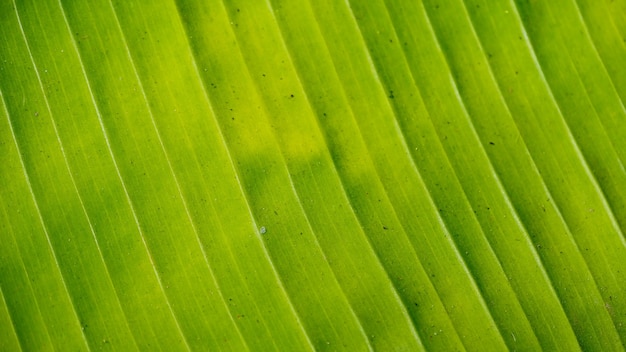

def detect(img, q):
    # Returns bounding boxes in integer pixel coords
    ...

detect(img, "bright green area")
[1,0,625,350]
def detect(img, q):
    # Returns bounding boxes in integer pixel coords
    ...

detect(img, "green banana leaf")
[1,0,625,350]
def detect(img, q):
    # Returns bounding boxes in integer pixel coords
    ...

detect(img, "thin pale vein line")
[509,0,626,240]
[447,74,575,343]
[552,54,626,246]
[55,1,191,349]
[104,1,249,349]
[507,1,626,340]
[277,159,373,351]
[400,2,582,344]
[0,93,56,351]
[300,0,466,345]
[560,0,626,236]
[375,0,568,344]
[0,90,91,352]
[264,0,428,348]
[0,205,39,352]
[12,3,140,349]
[377,0,541,332]
[338,0,511,346]
[571,0,626,114]
[421,0,611,343]
[157,22,278,350]
[506,0,626,254]
[346,0,509,313]
[219,1,373,348]
[291,21,440,352]
[173,4,314,349]
[595,0,626,51]
[0,194,57,351]
[267,0,421,342]
[171,2,314,350]
[258,1,384,348]
[449,0,608,343]
[350,0,574,346]
[0,285,23,352]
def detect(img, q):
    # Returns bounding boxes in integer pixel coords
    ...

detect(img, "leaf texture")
[1,0,625,350]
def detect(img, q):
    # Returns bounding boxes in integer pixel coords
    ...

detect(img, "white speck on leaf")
[260,226,266,234]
